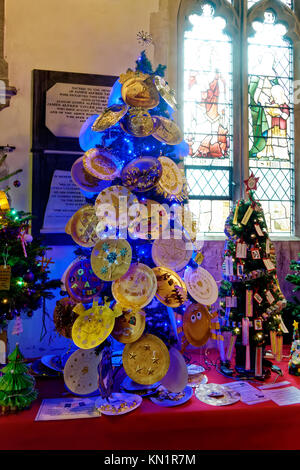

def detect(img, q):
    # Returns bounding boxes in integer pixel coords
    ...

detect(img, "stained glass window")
[248,10,294,234]
[183,3,233,235]
[248,0,293,10]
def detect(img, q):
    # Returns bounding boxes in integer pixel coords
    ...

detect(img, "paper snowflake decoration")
[136,30,152,46]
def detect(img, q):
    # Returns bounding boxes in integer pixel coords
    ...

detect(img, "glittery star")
[244,172,259,192]
[147,367,154,375]
[152,356,159,364]
[129,352,136,360]
[144,344,151,351]
[102,242,109,252]
[136,365,143,373]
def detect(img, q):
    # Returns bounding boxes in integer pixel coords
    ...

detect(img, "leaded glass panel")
[248,0,293,9]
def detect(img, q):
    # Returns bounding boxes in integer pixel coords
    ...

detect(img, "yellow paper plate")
[152,266,187,308]
[70,204,99,247]
[90,239,132,281]
[111,308,146,344]
[183,303,211,347]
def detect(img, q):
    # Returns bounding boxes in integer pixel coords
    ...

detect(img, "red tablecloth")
[0,348,299,451]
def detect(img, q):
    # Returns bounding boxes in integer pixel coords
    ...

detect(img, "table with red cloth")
[0,347,299,451]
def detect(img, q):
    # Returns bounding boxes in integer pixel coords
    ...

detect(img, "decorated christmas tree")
[0,343,37,413]
[284,254,300,325]
[218,173,287,378]
[58,40,219,402]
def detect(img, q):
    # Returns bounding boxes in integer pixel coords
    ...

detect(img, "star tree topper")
[244,172,259,193]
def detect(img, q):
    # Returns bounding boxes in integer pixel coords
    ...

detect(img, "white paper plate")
[63,348,102,396]
[95,392,142,415]
[184,266,218,305]
[161,347,188,393]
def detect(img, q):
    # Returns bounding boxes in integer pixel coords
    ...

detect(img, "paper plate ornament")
[182,303,212,347]
[184,266,218,305]
[128,199,169,241]
[161,347,188,393]
[83,147,121,181]
[65,258,104,303]
[90,239,132,281]
[154,76,177,110]
[95,185,139,228]
[150,385,193,407]
[195,383,240,406]
[71,156,110,193]
[120,108,155,137]
[92,104,128,132]
[121,156,162,193]
[112,263,157,309]
[53,297,78,339]
[70,204,99,247]
[111,308,146,344]
[152,116,183,145]
[122,334,170,385]
[95,392,142,416]
[71,298,122,349]
[63,348,102,396]
[152,229,193,272]
[121,72,159,109]
[79,114,103,151]
[153,267,187,308]
[155,156,186,202]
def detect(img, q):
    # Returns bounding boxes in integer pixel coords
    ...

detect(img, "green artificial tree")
[284,254,300,325]
[218,173,286,379]
[0,343,37,413]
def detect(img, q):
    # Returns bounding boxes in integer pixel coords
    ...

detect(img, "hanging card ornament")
[251,247,261,260]
[90,239,132,281]
[236,242,247,259]
[122,334,170,385]
[0,265,11,290]
[152,229,193,272]
[112,262,157,309]
[254,223,264,237]
[70,205,99,247]
[152,116,183,145]
[182,303,211,347]
[111,308,146,344]
[254,318,263,330]
[236,262,244,278]
[263,258,276,272]
[152,266,187,308]
[184,266,218,306]
[194,251,204,265]
[83,147,121,181]
[241,205,254,225]
[71,157,110,193]
[253,292,263,304]
[92,104,128,132]
[245,290,253,317]
[71,299,121,349]
[266,290,275,305]
[63,348,102,396]
[65,258,104,303]
[161,347,188,393]
[121,156,162,192]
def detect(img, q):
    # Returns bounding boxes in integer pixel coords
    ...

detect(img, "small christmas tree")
[0,343,37,413]
[284,254,300,327]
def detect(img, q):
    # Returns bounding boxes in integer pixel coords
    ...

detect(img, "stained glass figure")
[248,10,294,234]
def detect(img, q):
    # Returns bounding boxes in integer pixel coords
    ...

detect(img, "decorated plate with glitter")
[152,116,183,145]
[95,392,142,416]
[71,300,118,349]
[150,385,193,407]
[195,383,240,406]
[92,104,128,132]
[83,147,121,181]
[95,185,139,227]
[183,303,211,347]
[128,199,169,241]
[53,296,77,339]
[184,266,218,306]
[111,308,145,344]
[90,239,132,282]
[71,156,111,193]
[154,76,177,110]
[152,229,193,272]
[70,205,99,247]
[121,156,162,192]
[120,108,155,137]
[155,156,184,201]
[65,258,104,303]
[121,73,159,109]
[112,263,157,309]
[63,348,102,396]
[122,334,170,385]
[153,267,187,308]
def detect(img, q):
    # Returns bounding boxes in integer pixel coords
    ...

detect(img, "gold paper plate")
[152,229,193,272]
[94,185,139,227]
[83,147,120,181]
[70,205,99,247]
[152,266,187,308]
[152,116,183,145]
[92,104,128,132]
[120,108,155,137]
[111,308,146,344]
[112,262,157,309]
[155,156,184,201]
[184,266,218,306]
[71,156,108,193]
[122,334,170,385]
[128,199,169,241]
[121,75,159,109]
[183,303,211,347]
[90,239,132,281]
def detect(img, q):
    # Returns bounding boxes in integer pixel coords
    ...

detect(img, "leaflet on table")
[41,170,86,233]
[222,382,269,405]
[262,386,300,406]
[35,397,100,421]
